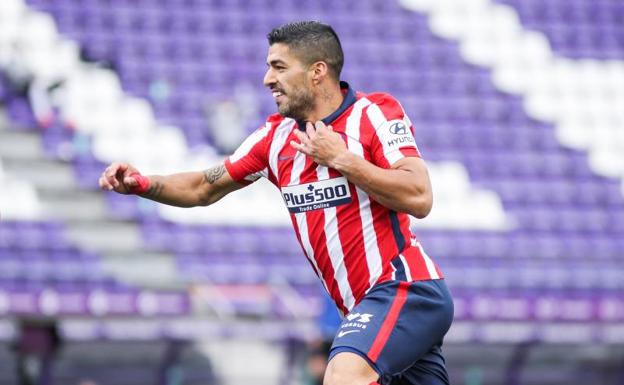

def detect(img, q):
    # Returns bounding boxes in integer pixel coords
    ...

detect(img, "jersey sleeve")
[223,123,271,185]
[364,94,421,168]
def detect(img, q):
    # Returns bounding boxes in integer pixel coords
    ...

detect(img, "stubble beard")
[278,87,316,122]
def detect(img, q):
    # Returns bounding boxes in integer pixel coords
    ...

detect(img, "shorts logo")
[389,120,408,135]
[340,313,374,334]
[337,330,360,338]
[346,313,373,323]
[281,177,352,213]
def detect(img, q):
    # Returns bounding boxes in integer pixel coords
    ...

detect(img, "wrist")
[329,150,354,171]
[128,172,151,195]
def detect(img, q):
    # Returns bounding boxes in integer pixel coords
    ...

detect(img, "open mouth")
[272,89,285,101]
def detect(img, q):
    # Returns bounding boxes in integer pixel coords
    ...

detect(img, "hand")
[98,162,145,194]
[290,121,348,168]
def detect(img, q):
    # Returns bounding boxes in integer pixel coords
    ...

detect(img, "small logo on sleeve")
[386,119,415,148]
[389,121,408,135]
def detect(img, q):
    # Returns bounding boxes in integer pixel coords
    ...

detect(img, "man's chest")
[274,124,370,187]
[274,124,364,213]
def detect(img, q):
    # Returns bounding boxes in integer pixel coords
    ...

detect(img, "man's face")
[263,43,315,121]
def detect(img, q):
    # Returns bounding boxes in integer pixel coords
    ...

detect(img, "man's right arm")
[98,162,244,208]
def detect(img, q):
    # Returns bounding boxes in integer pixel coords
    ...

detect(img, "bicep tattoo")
[204,164,226,184]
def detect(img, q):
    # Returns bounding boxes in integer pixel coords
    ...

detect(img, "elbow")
[196,191,213,207]
[407,193,432,219]
[197,196,213,207]
[197,189,222,207]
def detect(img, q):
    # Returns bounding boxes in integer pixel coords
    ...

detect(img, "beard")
[277,86,316,121]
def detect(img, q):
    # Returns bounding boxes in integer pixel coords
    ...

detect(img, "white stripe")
[289,152,327,291]
[417,242,440,279]
[365,103,405,165]
[345,98,371,154]
[268,119,296,179]
[317,165,355,310]
[345,97,384,290]
[399,254,413,281]
[403,111,412,128]
[229,122,271,163]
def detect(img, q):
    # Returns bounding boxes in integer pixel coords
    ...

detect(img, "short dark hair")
[267,21,344,80]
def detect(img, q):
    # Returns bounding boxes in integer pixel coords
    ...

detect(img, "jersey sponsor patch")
[281,176,352,213]
[384,119,416,148]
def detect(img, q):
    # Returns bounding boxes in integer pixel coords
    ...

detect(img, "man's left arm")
[291,122,433,218]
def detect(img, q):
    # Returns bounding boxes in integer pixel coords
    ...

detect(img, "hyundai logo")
[389,121,408,135]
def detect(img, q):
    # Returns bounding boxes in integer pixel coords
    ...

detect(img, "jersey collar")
[297,81,356,130]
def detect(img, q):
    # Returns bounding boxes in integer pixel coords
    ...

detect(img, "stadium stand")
[0,0,623,383]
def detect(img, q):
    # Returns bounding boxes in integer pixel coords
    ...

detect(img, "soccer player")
[99,21,454,385]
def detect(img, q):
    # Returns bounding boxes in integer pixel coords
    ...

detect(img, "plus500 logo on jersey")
[282,177,352,213]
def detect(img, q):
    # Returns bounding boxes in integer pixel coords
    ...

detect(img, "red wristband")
[128,172,151,195]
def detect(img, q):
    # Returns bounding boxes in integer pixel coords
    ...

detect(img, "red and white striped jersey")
[224,82,443,314]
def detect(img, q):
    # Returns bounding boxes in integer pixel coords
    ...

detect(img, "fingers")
[289,139,307,153]
[99,162,130,191]
[123,176,138,187]
[291,125,313,153]
[291,121,337,154]
[306,121,317,139]
[109,166,121,188]
[98,175,113,191]
[293,128,308,143]
[314,121,329,132]
[292,129,311,153]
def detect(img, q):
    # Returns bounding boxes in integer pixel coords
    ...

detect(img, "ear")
[310,61,329,84]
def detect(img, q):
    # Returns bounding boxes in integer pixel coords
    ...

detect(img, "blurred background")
[1,0,623,384]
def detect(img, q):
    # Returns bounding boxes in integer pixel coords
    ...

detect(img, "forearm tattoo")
[141,181,164,199]
[204,165,226,184]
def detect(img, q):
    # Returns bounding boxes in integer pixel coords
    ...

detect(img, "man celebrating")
[99,21,453,385]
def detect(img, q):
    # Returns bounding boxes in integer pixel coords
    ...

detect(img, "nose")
[263,68,276,88]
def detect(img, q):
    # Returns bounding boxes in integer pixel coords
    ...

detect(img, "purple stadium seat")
[4,0,618,302]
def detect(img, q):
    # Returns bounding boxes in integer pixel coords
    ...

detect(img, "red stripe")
[399,147,421,158]
[376,264,394,285]
[407,124,421,157]
[435,265,444,279]
[374,94,405,119]
[368,281,410,361]
[403,246,431,280]
[276,143,297,186]
[290,216,322,280]
[368,126,392,169]
[369,200,400,266]
[396,212,412,253]
[301,167,349,315]
[357,113,396,267]
[334,173,370,304]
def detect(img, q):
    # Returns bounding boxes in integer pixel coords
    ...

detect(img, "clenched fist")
[98,162,149,194]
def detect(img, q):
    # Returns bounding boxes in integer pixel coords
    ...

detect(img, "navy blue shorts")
[329,278,454,385]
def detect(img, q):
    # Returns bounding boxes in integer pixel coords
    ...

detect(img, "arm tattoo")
[141,181,165,199]
[204,165,226,184]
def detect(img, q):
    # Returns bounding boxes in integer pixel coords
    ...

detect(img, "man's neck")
[305,82,344,123]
